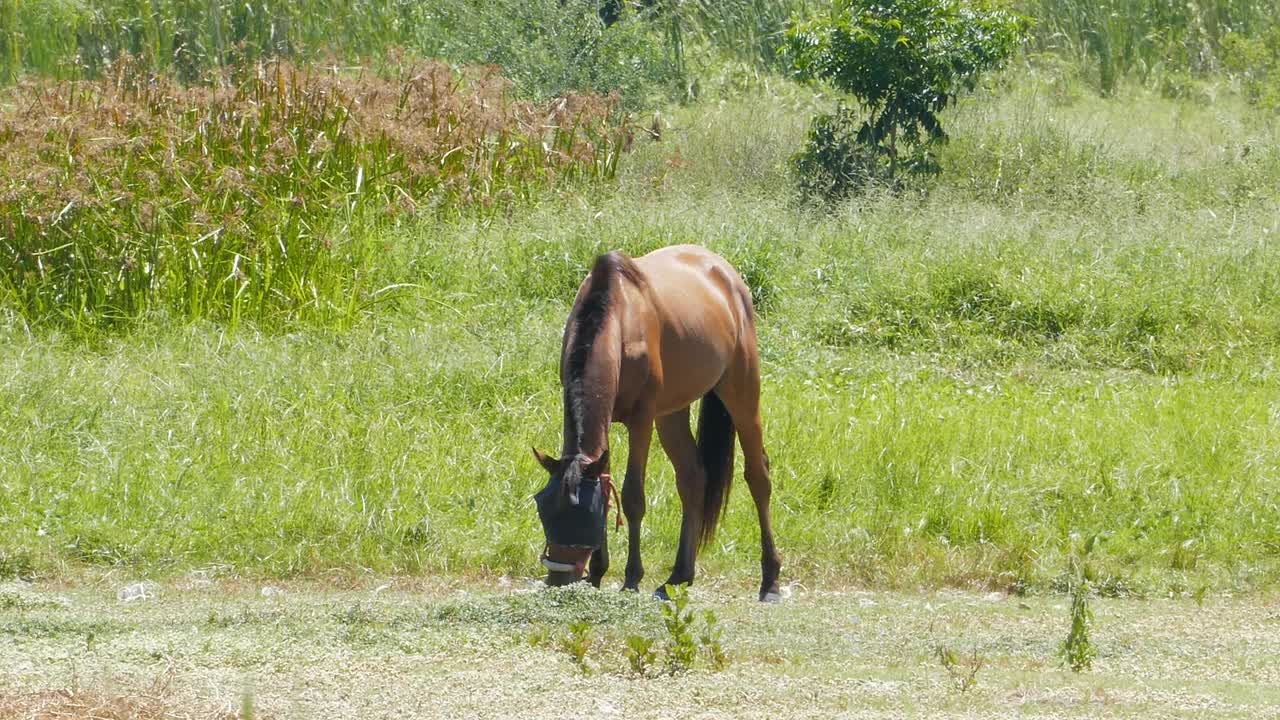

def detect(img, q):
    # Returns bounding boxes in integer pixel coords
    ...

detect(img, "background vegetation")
[1,1,1279,596]
[0,58,625,328]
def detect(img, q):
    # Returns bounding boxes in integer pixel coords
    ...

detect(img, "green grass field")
[4,68,1279,595]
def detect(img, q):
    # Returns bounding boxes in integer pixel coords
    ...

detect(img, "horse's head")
[531,448,611,586]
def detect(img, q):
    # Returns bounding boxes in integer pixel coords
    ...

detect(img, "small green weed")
[660,584,699,674]
[624,633,659,676]
[1193,583,1211,609]
[699,609,729,672]
[526,624,555,648]
[1061,556,1098,672]
[929,620,984,693]
[935,643,984,693]
[654,584,730,674]
[561,619,594,674]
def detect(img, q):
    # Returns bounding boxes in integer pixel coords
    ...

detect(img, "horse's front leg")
[621,417,654,592]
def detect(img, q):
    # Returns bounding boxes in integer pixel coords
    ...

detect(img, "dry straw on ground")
[0,688,240,720]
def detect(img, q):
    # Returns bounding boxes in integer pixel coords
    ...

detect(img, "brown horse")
[531,245,782,602]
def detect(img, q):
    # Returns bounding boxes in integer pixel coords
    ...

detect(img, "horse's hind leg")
[655,407,706,595]
[718,368,783,602]
[736,412,782,601]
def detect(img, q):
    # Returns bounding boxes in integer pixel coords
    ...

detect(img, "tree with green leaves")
[786,0,1024,199]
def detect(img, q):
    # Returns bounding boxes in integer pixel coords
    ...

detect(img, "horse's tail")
[697,390,736,548]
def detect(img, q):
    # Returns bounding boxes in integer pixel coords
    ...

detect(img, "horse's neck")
[562,319,620,461]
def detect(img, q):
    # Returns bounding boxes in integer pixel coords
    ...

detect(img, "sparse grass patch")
[4,583,1280,719]
[0,583,67,611]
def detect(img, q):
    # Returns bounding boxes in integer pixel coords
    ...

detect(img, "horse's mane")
[564,251,645,447]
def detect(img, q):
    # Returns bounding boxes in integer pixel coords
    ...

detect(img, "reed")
[1021,0,1276,90]
[0,59,628,329]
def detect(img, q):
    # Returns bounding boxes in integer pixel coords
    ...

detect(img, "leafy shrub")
[1222,26,1280,111]
[786,0,1023,199]
[790,104,881,201]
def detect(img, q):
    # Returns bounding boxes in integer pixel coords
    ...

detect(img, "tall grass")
[1020,0,1278,91]
[677,0,813,70]
[8,0,1279,107]
[411,0,682,109]
[2,0,416,83]
[0,59,628,329]
[1,0,686,109]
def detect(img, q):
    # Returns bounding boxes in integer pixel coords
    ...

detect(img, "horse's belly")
[652,338,732,415]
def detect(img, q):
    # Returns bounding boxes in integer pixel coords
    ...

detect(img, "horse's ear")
[584,449,610,477]
[531,447,559,473]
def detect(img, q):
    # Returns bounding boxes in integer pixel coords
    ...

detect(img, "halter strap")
[599,472,623,531]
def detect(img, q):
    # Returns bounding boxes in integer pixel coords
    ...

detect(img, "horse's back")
[625,245,755,415]
[635,244,750,313]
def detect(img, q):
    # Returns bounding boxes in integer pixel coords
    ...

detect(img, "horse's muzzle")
[542,544,593,586]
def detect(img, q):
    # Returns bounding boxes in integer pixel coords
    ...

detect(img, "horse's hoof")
[760,590,783,603]
[652,586,671,602]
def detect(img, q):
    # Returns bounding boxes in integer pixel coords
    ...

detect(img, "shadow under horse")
[532,245,782,602]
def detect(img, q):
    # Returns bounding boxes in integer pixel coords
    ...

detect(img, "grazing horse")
[531,245,782,602]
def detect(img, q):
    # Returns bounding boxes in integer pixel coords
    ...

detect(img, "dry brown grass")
[0,688,240,720]
[2,56,625,218]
